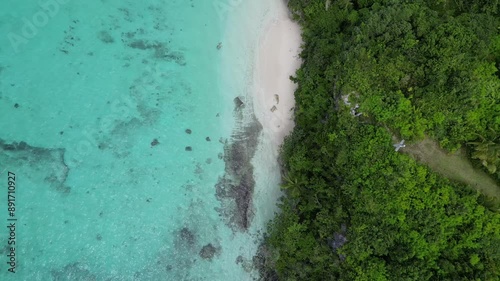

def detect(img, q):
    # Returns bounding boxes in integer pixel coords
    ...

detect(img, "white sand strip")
[250,2,302,226]
[213,1,303,275]
[253,4,302,148]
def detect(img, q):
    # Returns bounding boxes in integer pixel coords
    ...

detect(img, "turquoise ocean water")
[0,0,273,280]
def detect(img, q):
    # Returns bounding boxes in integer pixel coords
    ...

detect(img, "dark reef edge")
[215,96,263,232]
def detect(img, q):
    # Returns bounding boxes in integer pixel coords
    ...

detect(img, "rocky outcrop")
[215,96,262,231]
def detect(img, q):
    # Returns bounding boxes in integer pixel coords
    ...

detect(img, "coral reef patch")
[0,139,70,194]
[199,243,221,260]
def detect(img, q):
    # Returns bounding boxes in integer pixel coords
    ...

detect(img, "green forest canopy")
[265,0,500,280]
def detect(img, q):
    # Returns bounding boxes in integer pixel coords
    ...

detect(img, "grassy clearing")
[402,138,500,202]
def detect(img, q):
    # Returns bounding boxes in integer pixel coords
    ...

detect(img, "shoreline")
[214,0,302,278]
[253,4,302,148]
[250,1,302,227]
[216,0,302,231]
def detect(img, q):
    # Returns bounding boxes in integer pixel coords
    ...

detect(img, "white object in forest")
[393,139,406,152]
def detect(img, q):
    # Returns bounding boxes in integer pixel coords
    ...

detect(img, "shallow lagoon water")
[0,0,280,280]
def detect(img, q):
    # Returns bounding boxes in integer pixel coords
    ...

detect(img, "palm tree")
[282,174,307,198]
[468,134,500,174]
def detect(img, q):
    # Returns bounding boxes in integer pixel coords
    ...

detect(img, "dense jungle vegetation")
[265,0,500,280]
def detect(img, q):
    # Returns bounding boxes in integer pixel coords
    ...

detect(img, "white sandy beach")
[253,4,302,148]
[214,1,303,278]
[218,0,304,238]
[250,1,302,225]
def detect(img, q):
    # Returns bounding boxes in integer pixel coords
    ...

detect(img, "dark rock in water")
[3,144,15,150]
[128,40,150,50]
[205,137,211,142]
[185,129,192,134]
[17,141,28,150]
[216,113,220,117]
[14,103,19,108]
[180,227,195,246]
[3,141,27,151]
[0,139,70,194]
[160,50,186,66]
[172,226,200,267]
[199,243,219,260]
[233,97,244,109]
[226,173,254,229]
[97,30,114,44]
[236,255,244,264]
[151,138,159,147]
[185,146,192,151]
[96,234,102,241]
[214,114,262,231]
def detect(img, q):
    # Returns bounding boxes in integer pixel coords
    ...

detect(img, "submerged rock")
[0,139,70,194]
[180,227,196,247]
[215,114,262,231]
[151,138,159,147]
[97,30,114,44]
[199,243,220,260]
[233,97,244,109]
